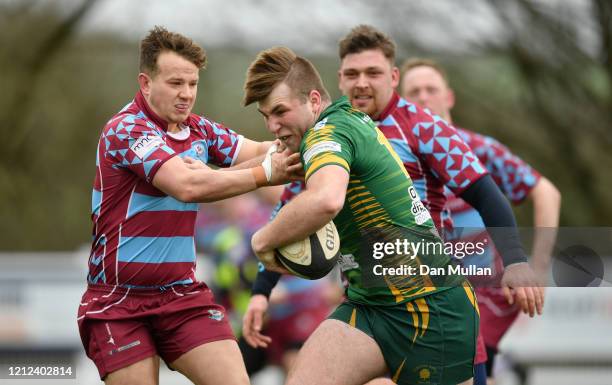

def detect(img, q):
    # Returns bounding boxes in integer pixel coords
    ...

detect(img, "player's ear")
[309,90,322,112]
[138,73,152,96]
[391,66,400,88]
[447,88,456,110]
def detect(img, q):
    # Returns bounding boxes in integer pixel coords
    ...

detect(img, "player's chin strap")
[252,143,278,187]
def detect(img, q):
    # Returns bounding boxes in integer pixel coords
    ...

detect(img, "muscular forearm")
[252,189,336,253]
[226,154,266,171]
[180,167,266,203]
[529,177,561,271]
[154,156,273,203]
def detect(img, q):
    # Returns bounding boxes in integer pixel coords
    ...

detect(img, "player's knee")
[217,371,249,385]
[105,371,158,385]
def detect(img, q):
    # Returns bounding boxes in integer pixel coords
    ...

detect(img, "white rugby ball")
[275,221,340,279]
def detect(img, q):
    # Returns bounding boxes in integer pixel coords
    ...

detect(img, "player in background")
[77,26,302,385]
[244,46,480,385]
[400,58,561,383]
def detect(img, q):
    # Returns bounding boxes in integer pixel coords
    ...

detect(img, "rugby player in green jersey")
[244,46,479,385]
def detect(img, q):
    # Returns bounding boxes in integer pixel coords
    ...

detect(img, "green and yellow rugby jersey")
[300,96,463,306]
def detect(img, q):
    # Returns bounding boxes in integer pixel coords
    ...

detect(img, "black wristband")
[251,264,282,298]
[459,175,527,266]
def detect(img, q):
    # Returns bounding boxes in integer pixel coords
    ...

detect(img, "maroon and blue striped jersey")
[89,91,243,288]
[376,93,488,230]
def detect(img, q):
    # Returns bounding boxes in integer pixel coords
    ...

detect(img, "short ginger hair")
[243,46,330,106]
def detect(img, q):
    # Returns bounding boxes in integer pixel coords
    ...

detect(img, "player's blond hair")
[243,46,330,106]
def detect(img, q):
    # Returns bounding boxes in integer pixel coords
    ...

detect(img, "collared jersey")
[89,91,243,288]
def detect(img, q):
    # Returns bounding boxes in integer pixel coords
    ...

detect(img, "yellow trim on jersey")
[305,154,349,180]
[463,281,480,316]
[392,285,438,302]
[356,215,390,229]
[352,202,382,215]
[347,191,371,202]
[348,196,376,209]
[376,128,411,180]
[349,308,357,327]
[406,302,420,344]
[346,185,365,194]
[415,298,429,337]
[304,127,335,148]
[387,279,405,304]
[355,208,387,223]
[392,358,406,383]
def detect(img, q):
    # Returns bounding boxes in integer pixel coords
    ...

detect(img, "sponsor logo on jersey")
[408,186,432,225]
[130,135,165,160]
[208,309,224,321]
[303,141,342,164]
[313,117,328,131]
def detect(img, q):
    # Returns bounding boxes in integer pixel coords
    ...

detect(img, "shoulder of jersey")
[105,111,156,135]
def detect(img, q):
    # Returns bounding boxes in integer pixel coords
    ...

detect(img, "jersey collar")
[318,96,351,121]
[135,91,191,132]
[375,92,400,123]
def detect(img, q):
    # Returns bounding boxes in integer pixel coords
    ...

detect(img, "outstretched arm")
[153,149,302,203]
[460,175,544,317]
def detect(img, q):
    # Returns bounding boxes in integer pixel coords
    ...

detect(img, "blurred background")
[0,0,611,384]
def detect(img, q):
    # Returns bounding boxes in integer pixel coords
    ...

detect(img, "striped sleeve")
[301,122,353,180]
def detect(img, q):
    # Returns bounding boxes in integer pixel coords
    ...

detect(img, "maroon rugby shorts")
[77,282,235,379]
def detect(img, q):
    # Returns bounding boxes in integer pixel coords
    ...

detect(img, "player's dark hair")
[338,25,396,63]
[243,46,330,106]
[140,26,207,76]
[401,58,450,85]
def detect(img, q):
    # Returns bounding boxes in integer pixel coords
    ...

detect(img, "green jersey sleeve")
[300,119,354,181]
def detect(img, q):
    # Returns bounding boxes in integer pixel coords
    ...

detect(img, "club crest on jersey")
[130,135,164,160]
[194,143,204,155]
[313,118,328,131]
[208,309,224,321]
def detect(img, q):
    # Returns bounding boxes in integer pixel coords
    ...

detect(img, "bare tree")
[0,0,99,169]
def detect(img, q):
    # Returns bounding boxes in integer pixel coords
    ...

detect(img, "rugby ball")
[275,221,340,280]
